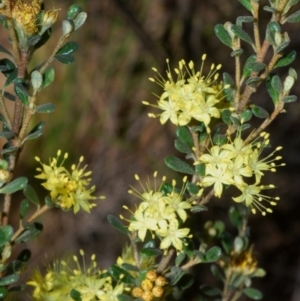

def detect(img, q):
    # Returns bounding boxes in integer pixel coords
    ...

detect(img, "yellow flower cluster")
[28,250,124,301]
[197,132,285,215]
[121,172,202,253]
[143,55,228,133]
[35,150,104,213]
[132,270,167,301]
[0,0,59,39]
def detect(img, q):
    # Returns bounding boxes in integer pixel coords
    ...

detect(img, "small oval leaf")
[214,24,232,47]
[0,177,28,194]
[23,185,39,206]
[0,225,13,246]
[107,215,129,235]
[203,246,222,263]
[243,288,263,300]
[165,156,194,175]
[35,103,56,113]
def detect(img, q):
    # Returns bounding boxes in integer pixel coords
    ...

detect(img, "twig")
[157,248,175,273]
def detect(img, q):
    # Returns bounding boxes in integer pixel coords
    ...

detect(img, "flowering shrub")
[0,0,298,301]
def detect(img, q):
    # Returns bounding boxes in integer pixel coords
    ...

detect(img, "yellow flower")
[28,251,115,301]
[35,150,104,213]
[127,209,158,241]
[156,219,191,252]
[201,163,234,197]
[12,0,41,36]
[232,183,279,215]
[143,55,226,131]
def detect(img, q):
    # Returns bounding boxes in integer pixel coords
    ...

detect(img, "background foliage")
[2,0,299,300]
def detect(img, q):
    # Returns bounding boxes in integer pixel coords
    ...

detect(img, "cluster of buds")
[132,270,167,301]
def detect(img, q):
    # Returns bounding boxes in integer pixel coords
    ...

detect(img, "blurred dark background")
[3,0,300,300]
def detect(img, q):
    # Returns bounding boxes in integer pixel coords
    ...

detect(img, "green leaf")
[117,294,134,301]
[176,127,194,148]
[0,225,13,246]
[4,68,17,87]
[231,25,254,46]
[174,139,191,154]
[70,289,82,301]
[240,109,252,123]
[23,185,39,206]
[243,55,256,78]
[176,273,194,290]
[245,62,266,72]
[55,54,75,64]
[203,246,222,263]
[27,35,42,47]
[109,265,136,284]
[3,91,15,101]
[168,266,185,286]
[223,73,235,102]
[20,199,30,220]
[231,48,243,57]
[165,156,194,175]
[55,42,78,64]
[214,24,232,47]
[1,145,18,156]
[0,58,15,74]
[266,76,280,104]
[251,105,269,118]
[229,206,244,228]
[282,95,297,103]
[190,205,207,213]
[266,21,281,46]
[274,51,296,68]
[236,16,254,27]
[67,4,82,20]
[246,76,260,88]
[160,183,173,196]
[0,177,28,194]
[221,231,232,254]
[275,41,290,54]
[243,288,263,300]
[263,6,277,13]
[211,265,224,281]
[140,247,162,257]
[195,163,205,177]
[14,222,43,244]
[107,215,129,235]
[175,252,186,267]
[285,10,300,23]
[241,123,251,131]
[42,67,55,88]
[271,75,282,93]
[0,274,19,286]
[57,42,79,55]
[17,249,31,262]
[36,103,56,113]
[121,263,139,272]
[186,182,200,195]
[0,131,14,139]
[213,134,226,145]
[221,109,232,125]
[200,284,222,296]
[0,287,7,298]
[238,0,252,11]
[14,82,29,105]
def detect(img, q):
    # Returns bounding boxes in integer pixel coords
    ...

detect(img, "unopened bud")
[62,19,74,36]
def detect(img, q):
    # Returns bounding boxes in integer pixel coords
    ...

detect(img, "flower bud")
[146,270,157,282]
[62,19,74,36]
[141,279,153,291]
[152,286,164,298]
[132,287,143,298]
[155,276,167,287]
[42,10,58,30]
[283,75,295,93]
[274,32,283,46]
[142,291,154,301]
